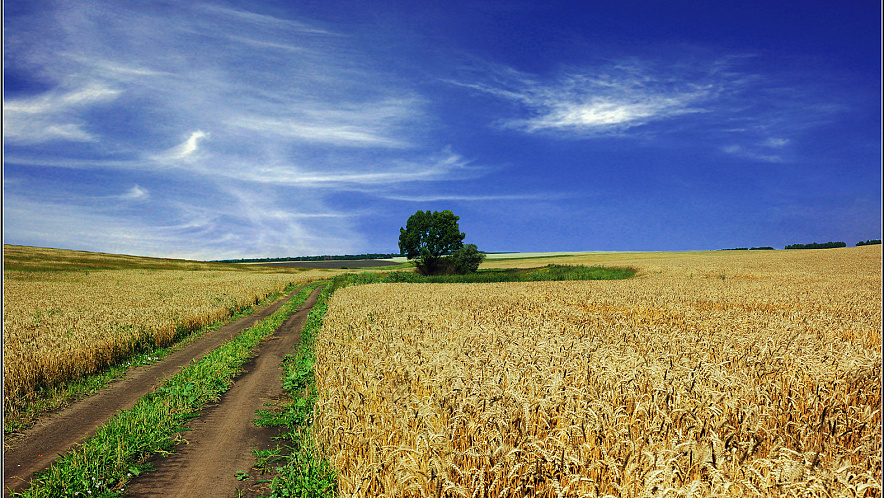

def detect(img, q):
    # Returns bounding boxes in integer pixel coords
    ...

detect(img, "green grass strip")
[258,284,337,498]
[341,263,637,285]
[12,282,324,498]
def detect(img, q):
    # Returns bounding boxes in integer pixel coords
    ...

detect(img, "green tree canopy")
[399,210,465,259]
[450,243,485,274]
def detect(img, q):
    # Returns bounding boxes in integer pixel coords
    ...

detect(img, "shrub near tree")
[450,244,485,274]
[398,210,485,275]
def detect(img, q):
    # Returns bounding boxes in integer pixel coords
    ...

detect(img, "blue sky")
[3,0,881,259]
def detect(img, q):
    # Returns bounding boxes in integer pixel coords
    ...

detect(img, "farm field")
[387,251,583,263]
[2,245,339,424]
[315,246,882,496]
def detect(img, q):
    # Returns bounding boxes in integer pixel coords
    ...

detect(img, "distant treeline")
[215,253,401,264]
[720,247,775,251]
[784,241,846,250]
[723,240,878,251]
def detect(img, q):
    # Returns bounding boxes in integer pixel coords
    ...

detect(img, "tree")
[450,243,485,274]
[856,239,882,246]
[399,210,484,275]
[785,241,847,250]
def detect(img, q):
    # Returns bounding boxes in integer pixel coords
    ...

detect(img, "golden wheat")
[315,246,881,497]
[3,267,328,417]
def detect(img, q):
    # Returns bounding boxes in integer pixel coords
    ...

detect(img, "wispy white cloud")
[4,183,362,260]
[4,122,97,143]
[382,193,559,202]
[209,148,478,188]
[62,54,176,80]
[512,86,709,135]
[4,84,121,114]
[3,83,122,144]
[2,0,874,258]
[4,0,426,154]
[178,131,209,158]
[2,0,500,257]
[152,131,210,163]
[2,155,141,170]
[451,62,714,136]
[720,136,794,162]
[3,194,176,257]
[226,36,308,53]
[452,55,840,159]
[227,115,410,148]
[197,4,340,35]
[762,137,790,148]
[721,144,784,163]
[118,185,149,201]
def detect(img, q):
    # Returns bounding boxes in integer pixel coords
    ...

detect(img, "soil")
[3,284,321,497]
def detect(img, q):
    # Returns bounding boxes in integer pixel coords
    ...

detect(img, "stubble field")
[314,246,881,496]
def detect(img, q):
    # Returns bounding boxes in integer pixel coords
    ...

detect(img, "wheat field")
[2,250,332,418]
[315,246,881,497]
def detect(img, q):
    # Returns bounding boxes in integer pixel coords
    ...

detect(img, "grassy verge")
[342,263,637,284]
[4,282,315,437]
[12,282,323,498]
[255,283,337,498]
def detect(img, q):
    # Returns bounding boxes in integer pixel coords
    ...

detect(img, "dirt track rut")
[124,285,321,497]
[3,283,316,496]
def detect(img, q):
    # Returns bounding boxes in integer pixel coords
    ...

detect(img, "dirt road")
[3,284,318,496]
[124,285,321,497]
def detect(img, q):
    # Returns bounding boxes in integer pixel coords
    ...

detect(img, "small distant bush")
[784,241,846,250]
[720,247,749,251]
[749,246,775,250]
[856,239,882,246]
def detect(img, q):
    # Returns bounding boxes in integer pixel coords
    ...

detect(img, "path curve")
[3,283,314,496]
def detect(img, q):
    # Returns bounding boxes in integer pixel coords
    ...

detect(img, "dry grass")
[2,245,336,419]
[314,246,881,497]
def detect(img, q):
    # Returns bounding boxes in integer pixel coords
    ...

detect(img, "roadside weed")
[261,285,337,498]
